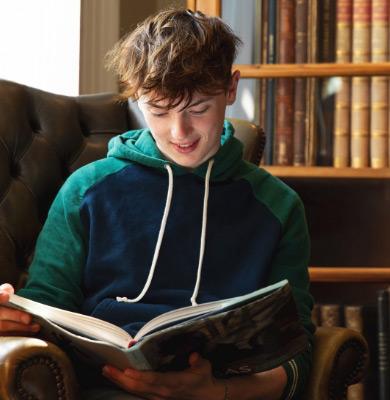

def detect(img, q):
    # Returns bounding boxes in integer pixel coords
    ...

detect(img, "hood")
[107,120,243,181]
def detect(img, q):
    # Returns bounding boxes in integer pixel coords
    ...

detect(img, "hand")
[102,353,225,400]
[0,283,40,335]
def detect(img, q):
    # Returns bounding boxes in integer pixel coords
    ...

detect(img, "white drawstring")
[116,164,174,303]
[116,160,214,305]
[190,159,214,306]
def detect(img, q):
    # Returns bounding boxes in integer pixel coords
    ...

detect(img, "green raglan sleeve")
[17,174,87,312]
[266,196,315,400]
[240,163,315,399]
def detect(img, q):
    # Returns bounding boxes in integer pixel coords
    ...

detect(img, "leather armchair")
[0,80,369,400]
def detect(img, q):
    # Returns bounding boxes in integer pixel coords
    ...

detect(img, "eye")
[151,111,168,118]
[190,106,209,115]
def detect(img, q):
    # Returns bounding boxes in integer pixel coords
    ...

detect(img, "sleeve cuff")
[281,359,299,400]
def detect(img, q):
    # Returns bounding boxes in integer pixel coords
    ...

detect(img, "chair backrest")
[0,80,264,288]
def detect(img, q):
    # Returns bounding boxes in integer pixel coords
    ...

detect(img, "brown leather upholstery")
[0,80,368,400]
[0,80,139,289]
[0,337,78,400]
[304,327,369,400]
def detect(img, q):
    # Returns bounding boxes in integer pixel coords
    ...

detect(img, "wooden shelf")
[309,267,390,282]
[262,166,390,179]
[235,62,390,78]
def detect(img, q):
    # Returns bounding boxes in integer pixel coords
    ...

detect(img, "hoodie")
[19,120,314,399]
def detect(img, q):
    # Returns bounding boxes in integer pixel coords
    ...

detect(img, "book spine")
[253,0,263,137]
[351,0,371,168]
[333,0,353,167]
[370,0,389,168]
[274,0,295,165]
[316,0,336,166]
[258,0,268,160]
[305,0,318,165]
[263,0,276,165]
[320,304,342,328]
[344,305,363,332]
[293,0,308,166]
[345,305,365,400]
[377,289,390,400]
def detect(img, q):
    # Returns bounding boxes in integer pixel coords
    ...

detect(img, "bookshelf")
[264,166,390,179]
[309,267,390,282]
[188,0,390,275]
[235,62,390,78]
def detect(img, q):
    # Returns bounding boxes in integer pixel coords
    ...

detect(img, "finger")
[0,283,14,294]
[188,353,212,374]
[0,306,40,334]
[0,306,33,325]
[0,319,40,334]
[0,284,14,303]
[123,368,172,387]
[103,366,171,398]
[188,352,201,367]
[123,365,209,389]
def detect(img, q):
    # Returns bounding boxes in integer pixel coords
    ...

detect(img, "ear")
[226,70,240,105]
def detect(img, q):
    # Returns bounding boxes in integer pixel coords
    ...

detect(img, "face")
[137,71,240,168]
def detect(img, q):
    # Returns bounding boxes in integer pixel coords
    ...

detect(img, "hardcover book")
[377,289,390,400]
[316,0,336,166]
[333,0,353,167]
[274,0,295,165]
[258,0,268,140]
[345,305,365,400]
[370,0,389,169]
[320,303,342,328]
[350,0,371,168]
[293,0,308,166]
[7,280,308,378]
[263,0,276,165]
[305,0,319,166]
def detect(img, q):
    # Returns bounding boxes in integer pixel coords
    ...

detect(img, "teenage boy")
[0,9,314,400]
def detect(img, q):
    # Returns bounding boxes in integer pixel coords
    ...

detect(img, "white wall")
[79,0,120,94]
[222,0,259,123]
[0,0,81,95]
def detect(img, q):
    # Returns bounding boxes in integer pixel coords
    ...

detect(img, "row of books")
[258,0,390,168]
[377,288,390,400]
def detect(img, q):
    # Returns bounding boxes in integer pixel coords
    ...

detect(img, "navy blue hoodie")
[19,121,314,399]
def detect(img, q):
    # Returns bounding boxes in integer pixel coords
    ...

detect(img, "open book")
[7,280,308,377]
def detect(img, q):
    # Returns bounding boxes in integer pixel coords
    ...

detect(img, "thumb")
[0,283,14,295]
[188,352,211,373]
[0,283,14,303]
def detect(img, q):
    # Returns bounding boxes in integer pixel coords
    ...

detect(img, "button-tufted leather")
[0,80,144,288]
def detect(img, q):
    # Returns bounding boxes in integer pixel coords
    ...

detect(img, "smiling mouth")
[172,139,200,153]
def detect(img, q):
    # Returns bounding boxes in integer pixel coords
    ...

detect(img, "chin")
[178,161,200,168]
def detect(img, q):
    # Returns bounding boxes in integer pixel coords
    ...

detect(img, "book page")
[135,280,288,339]
[8,294,131,347]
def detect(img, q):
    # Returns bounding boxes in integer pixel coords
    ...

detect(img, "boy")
[0,9,314,400]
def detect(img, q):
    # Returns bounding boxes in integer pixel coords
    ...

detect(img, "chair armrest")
[0,337,79,400]
[304,326,369,400]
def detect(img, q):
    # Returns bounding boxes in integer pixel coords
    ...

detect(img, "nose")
[170,114,190,141]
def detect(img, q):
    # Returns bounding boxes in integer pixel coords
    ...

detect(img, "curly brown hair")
[105,8,241,108]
